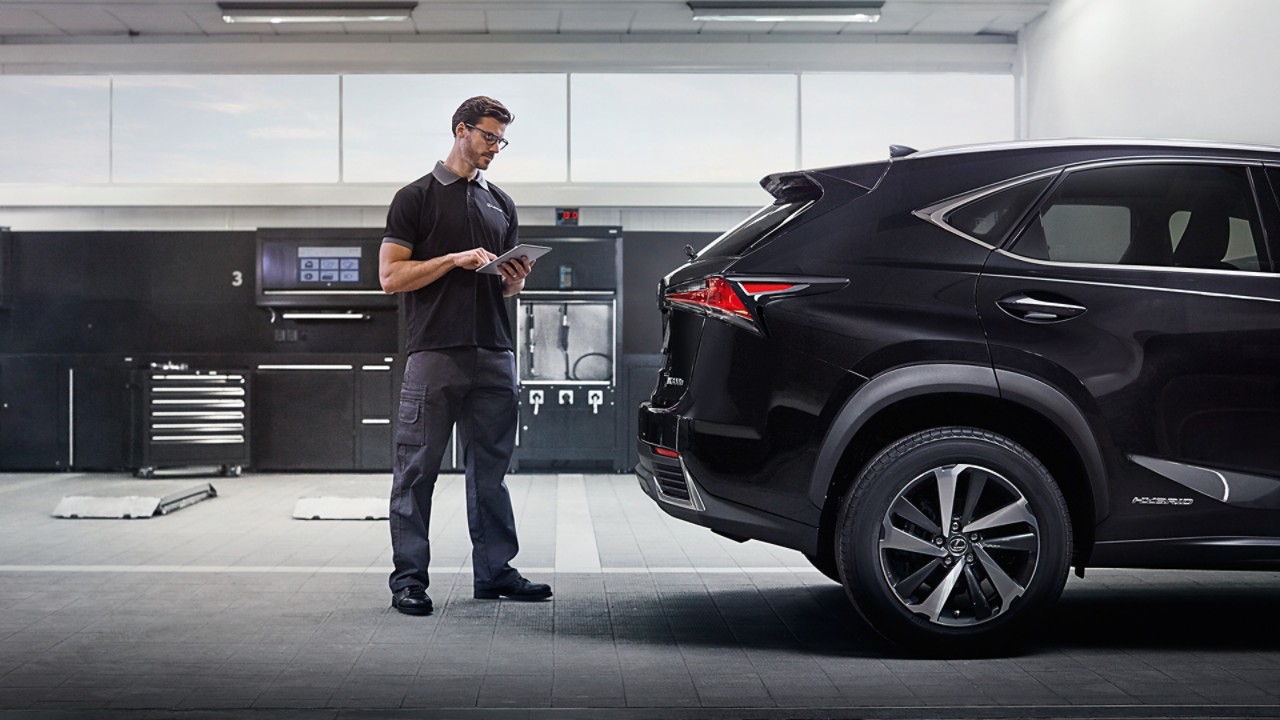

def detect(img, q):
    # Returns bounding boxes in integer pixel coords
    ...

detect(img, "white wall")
[1020,0,1280,146]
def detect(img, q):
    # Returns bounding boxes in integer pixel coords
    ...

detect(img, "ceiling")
[0,0,1051,41]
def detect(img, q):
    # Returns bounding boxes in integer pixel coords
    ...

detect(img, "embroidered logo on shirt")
[485,202,507,217]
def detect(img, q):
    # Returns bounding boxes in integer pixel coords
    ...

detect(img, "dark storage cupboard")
[0,355,131,472]
[252,358,398,471]
[0,356,66,470]
[253,364,356,470]
[357,361,395,470]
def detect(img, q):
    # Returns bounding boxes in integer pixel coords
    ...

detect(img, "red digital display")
[555,207,580,226]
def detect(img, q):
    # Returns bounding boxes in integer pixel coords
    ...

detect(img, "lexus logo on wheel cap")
[947,535,969,555]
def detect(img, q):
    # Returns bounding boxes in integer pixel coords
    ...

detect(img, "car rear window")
[695,199,813,260]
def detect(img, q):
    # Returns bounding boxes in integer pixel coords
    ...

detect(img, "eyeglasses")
[465,123,509,150]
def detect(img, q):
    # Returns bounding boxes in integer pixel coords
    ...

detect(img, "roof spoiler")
[759,171,824,203]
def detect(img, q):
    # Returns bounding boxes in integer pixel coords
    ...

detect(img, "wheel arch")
[809,363,1107,568]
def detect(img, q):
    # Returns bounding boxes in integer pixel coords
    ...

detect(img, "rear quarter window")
[942,175,1054,246]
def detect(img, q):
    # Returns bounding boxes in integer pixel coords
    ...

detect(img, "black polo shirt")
[383,161,519,353]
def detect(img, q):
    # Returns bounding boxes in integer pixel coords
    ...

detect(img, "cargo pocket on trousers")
[395,386,427,447]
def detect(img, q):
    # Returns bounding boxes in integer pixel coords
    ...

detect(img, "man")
[379,96,551,616]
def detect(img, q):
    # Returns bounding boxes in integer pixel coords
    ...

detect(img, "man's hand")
[451,248,498,270]
[498,255,534,284]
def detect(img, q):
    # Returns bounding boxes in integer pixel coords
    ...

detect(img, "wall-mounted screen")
[256,228,394,308]
[297,246,361,285]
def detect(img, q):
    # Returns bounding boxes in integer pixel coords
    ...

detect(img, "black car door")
[975,160,1280,550]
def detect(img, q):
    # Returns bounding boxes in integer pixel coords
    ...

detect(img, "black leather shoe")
[474,577,553,601]
[391,586,433,615]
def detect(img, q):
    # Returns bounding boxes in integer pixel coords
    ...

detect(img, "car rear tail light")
[653,446,679,459]
[664,276,804,333]
[739,282,796,296]
[666,277,753,319]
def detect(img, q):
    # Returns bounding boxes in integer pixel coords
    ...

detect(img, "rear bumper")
[635,403,819,555]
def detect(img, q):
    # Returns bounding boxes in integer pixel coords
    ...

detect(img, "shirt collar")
[433,160,488,190]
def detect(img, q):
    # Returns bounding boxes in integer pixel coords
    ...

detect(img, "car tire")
[836,426,1071,656]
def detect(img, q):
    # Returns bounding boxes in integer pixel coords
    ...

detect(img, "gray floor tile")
[477,674,554,708]
[402,675,483,708]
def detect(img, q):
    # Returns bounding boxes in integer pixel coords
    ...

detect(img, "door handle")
[995,292,1086,323]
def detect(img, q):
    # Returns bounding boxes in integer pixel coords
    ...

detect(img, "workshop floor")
[0,471,1278,719]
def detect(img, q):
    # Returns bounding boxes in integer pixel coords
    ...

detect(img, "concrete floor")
[1,471,1278,720]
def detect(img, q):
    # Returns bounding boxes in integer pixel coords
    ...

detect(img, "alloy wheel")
[878,463,1040,627]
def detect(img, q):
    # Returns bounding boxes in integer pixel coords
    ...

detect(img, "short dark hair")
[451,96,514,133]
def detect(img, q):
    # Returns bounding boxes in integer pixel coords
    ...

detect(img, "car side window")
[1009,163,1268,272]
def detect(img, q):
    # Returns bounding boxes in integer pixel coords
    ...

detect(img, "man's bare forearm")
[380,247,496,294]
[380,254,456,294]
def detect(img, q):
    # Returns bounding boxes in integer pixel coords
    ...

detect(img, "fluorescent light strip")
[218,1,416,24]
[688,1,882,23]
[222,13,409,24]
[693,12,879,22]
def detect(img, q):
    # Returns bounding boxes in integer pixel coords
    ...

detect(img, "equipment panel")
[257,228,394,308]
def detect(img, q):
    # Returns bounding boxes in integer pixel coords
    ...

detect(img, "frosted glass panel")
[0,77,110,183]
[344,75,567,183]
[113,75,338,183]
[801,73,1015,166]
[571,74,798,183]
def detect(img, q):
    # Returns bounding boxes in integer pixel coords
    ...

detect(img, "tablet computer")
[476,244,552,274]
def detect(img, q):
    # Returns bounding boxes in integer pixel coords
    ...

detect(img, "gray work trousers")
[389,347,521,593]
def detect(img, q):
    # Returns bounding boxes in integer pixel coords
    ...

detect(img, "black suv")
[636,140,1280,654]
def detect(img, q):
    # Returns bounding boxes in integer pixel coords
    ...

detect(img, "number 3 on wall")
[231,271,243,287]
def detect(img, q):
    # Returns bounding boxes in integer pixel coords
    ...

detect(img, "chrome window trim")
[1052,156,1262,169]
[982,272,1280,304]
[992,249,1277,278]
[912,168,1060,251]
[910,138,1280,160]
